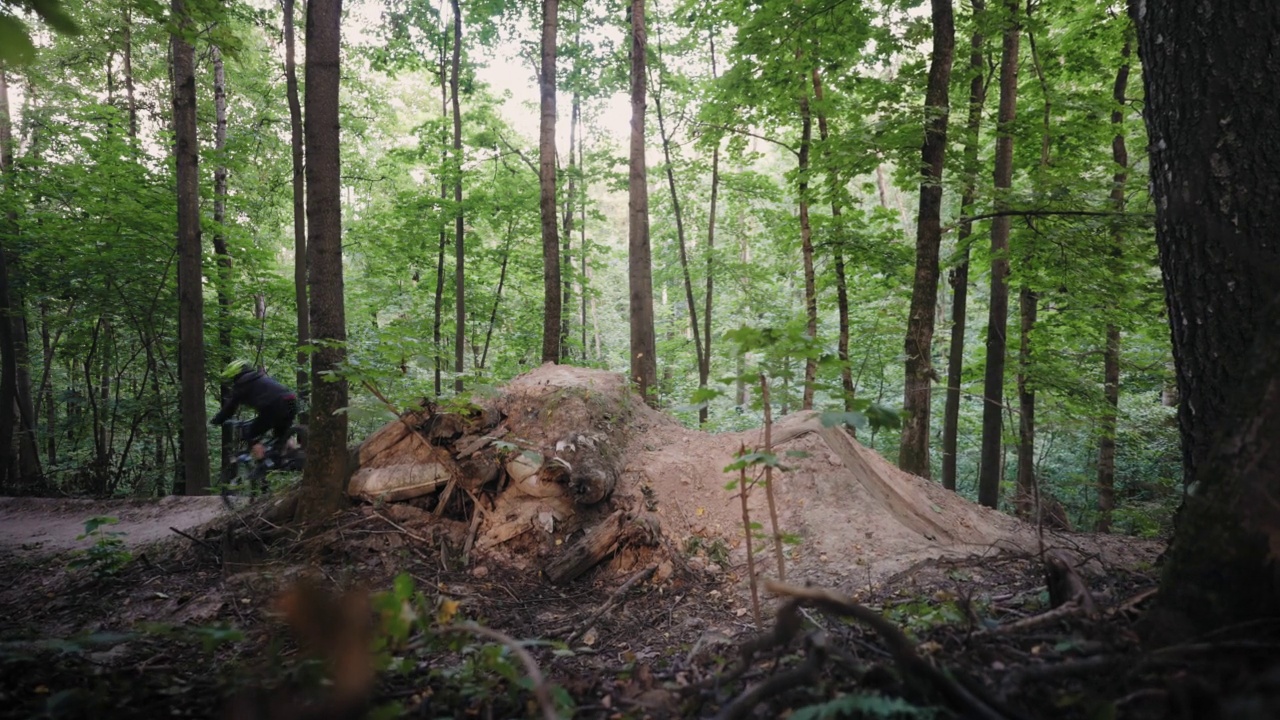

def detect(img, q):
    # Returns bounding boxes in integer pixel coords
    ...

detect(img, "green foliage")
[884,598,966,637]
[367,573,575,717]
[66,516,130,578]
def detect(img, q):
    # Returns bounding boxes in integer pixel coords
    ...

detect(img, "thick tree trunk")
[977,0,1020,509]
[171,0,210,495]
[900,0,956,479]
[538,0,561,365]
[1096,39,1130,533]
[1132,0,1280,633]
[450,0,465,393]
[627,0,658,405]
[942,0,987,492]
[299,0,349,519]
[211,45,233,471]
[284,0,309,420]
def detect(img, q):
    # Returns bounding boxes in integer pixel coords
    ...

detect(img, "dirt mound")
[353,363,1159,591]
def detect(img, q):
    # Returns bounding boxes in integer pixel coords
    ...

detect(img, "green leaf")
[0,15,35,65]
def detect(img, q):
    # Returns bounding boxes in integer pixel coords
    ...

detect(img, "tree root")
[709,580,1022,720]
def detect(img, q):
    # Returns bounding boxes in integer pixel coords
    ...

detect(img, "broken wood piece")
[347,463,452,502]
[1045,549,1099,616]
[565,565,657,645]
[975,602,1083,637]
[553,432,618,505]
[455,426,508,459]
[543,509,631,585]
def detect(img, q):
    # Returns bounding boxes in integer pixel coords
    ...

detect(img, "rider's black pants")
[242,395,298,445]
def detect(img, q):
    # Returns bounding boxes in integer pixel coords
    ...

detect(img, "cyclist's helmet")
[221,358,251,381]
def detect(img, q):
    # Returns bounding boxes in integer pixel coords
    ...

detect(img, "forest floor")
[0,365,1271,719]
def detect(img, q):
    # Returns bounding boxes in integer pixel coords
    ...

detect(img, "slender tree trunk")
[299,0,348,519]
[977,0,1020,509]
[1096,39,1131,533]
[797,75,817,411]
[0,250,16,490]
[628,0,658,404]
[942,0,987,492]
[480,222,513,370]
[450,0,465,393]
[171,0,210,495]
[283,0,309,420]
[1015,9,1052,516]
[12,306,41,486]
[699,29,721,425]
[38,303,55,466]
[810,69,853,413]
[538,0,561,364]
[1015,287,1037,514]
[123,5,138,139]
[653,65,703,402]
[432,40,447,396]
[899,0,956,479]
[561,85,579,359]
[211,45,233,471]
[580,130,589,360]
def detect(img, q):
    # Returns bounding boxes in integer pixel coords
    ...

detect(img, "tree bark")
[628,0,658,405]
[211,44,233,471]
[538,0,561,365]
[123,5,138,139]
[299,0,348,519]
[561,85,578,359]
[797,78,817,412]
[1014,287,1036,515]
[700,29,721,425]
[433,40,447,396]
[977,0,1020,509]
[1131,0,1280,633]
[942,0,987,492]
[653,62,703,408]
[283,0,309,421]
[810,68,854,413]
[450,0,464,393]
[899,0,956,479]
[171,0,210,495]
[1096,38,1131,533]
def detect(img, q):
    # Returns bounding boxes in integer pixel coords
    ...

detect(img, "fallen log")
[543,509,629,584]
[347,463,453,503]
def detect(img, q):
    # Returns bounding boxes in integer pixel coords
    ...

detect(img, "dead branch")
[565,565,657,645]
[765,581,1018,720]
[169,526,220,560]
[371,510,433,545]
[715,631,827,720]
[975,602,1084,637]
[436,623,560,720]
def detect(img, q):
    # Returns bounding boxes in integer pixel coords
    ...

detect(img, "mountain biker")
[211,359,298,461]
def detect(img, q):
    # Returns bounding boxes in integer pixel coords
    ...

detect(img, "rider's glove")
[210,413,225,426]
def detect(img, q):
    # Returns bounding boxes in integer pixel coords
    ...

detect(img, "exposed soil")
[6,365,1265,720]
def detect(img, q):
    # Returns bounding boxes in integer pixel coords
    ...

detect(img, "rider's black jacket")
[212,370,295,423]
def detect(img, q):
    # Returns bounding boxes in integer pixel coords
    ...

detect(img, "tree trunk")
[171,0,210,496]
[810,68,853,413]
[977,0,1019,509]
[123,5,138,139]
[700,29,721,425]
[1014,287,1036,515]
[653,64,703,406]
[38,303,54,466]
[1132,0,1280,634]
[561,85,578,359]
[1096,39,1131,533]
[538,0,561,365]
[450,0,464,393]
[942,0,987,492]
[299,0,349,519]
[899,0,956,479]
[627,0,658,405]
[284,0,309,421]
[797,80,817,412]
[211,45,234,471]
[433,41,447,396]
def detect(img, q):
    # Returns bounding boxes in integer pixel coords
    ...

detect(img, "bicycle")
[219,419,306,495]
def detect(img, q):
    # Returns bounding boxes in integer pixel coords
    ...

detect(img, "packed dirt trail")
[0,495,231,554]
